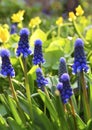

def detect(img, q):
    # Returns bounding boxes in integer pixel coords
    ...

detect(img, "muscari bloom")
[56,17,63,26]
[68,12,76,21]
[10,23,17,34]
[0,49,15,77]
[57,73,73,104]
[16,28,32,58]
[76,5,84,16]
[72,38,89,74]
[32,39,45,65]
[36,68,48,89]
[58,57,68,82]
[0,26,10,43]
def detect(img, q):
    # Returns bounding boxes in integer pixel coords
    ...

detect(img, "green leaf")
[87,119,92,130]
[76,114,86,130]
[0,115,9,130]
[33,105,53,130]
[7,117,26,130]
[45,38,64,52]
[30,29,47,46]
[88,72,92,117]
[86,29,92,42]
[27,65,38,92]
[38,90,58,121]
[0,94,10,113]
[18,95,30,115]
[7,96,22,125]
[54,91,69,130]
[0,104,7,116]
[44,50,63,69]
[67,114,76,130]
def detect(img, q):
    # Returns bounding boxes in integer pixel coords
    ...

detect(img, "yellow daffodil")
[3,24,9,29]
[76,5,84,16]
[29,16,41,28]
[11,10,25,23]
[56,17,63,26]
[0,26,10,43]
[29,18,36,28]
[68,12,76,21]
[35,17,41,25]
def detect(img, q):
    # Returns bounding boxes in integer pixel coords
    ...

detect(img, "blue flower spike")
[16,28,32,58]
[32,39,45,65]
[57,73,73,104]
[0,49,15,77]
[72,38,89,74]
[58,57,68,82]
[10,23,17,34]
[36,67,48,89]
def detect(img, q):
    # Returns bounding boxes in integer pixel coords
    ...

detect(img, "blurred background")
[0,0,92,23]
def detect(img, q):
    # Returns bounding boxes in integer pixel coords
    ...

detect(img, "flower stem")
[44,87,50,99]
[69,98,78,130]
[8,76,26,125]
[8,76,18,102]
[73,21,88,44]
[80,71,90,121]
[58,26,61,37]
[46,23,72,37]
[43,87,50,114]
[22,57,33,120]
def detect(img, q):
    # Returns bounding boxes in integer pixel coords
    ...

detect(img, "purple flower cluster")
[58,57,68,82]
[36,68,48,89]
[0,49,15,77]
[16,28,32,58]
[72,38,89,74]
[10,23,17,34]
[32,39,45,65]
[57,73,73,104]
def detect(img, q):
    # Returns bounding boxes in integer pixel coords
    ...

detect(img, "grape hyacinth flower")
[36,68,48,89]
[33,39,45,65]
[72,38,89,74]
[16,28,32,58]
[57,73,73,104]
[10,23,17,34]
[0,49,15,77]
[58,57,68,82]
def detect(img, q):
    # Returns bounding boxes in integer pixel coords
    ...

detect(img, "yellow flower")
[11,10,25,23]
[29,18,36,28]
[0,26,10,43]
[29,17,41,28]
[3,24,9,29]
[68,12,76,21]
[56,17,63,26]
[35,17,41,25]
[76,5,84,16]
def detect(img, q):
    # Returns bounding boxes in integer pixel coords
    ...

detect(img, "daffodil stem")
[22,57,33,120]
[8,76,26,125]
[80,71,90,121]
